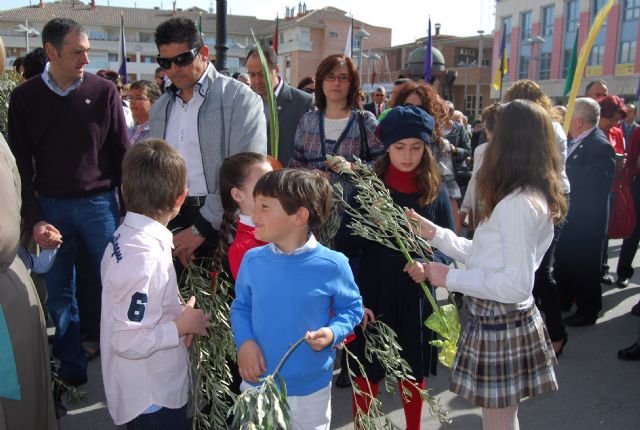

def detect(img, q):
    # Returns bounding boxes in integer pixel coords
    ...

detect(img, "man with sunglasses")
[149,17,266,273]
[363,86,387,119]
[245,45,314,166]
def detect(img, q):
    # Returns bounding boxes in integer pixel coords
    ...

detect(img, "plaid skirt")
[450,297,558,408]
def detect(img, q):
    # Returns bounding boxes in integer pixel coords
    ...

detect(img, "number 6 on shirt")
[127,292,148,322]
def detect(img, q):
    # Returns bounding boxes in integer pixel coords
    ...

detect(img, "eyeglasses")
[124,96,150,102]
[156,47,200,70]
[325,72,350,83]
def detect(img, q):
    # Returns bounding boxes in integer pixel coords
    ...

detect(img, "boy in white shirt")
[100,139,211,429]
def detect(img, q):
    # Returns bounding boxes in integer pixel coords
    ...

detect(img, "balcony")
[277,39,313,53]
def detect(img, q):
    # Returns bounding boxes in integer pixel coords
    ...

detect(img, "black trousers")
[617,177,640,279]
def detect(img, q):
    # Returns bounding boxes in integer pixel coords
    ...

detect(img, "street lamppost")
[355,25,370,86]
[526,35,545,80]
[367,50,381,87]
[457,60,473,116]
[475,29,485,119]
[14,19,39,52]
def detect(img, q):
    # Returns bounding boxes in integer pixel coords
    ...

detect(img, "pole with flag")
[563,26,579,96]
[197,12,204,39]
[492,24,508,100]
[273,14,279,54]
[344,15,353,58]
[118,12,127,84]
[423,17,432,84]
[563,0,615,134]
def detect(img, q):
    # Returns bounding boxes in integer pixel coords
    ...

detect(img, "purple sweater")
[8,72,131,227]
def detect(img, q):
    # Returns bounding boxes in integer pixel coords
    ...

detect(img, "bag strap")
[357,110,370,161]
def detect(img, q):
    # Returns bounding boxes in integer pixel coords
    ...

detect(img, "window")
[589,45,605,65]
[503,16,512,38]
[619,40,637,63]
[519,56,530,79]
[542,6,555,37]
[465,95,483,120]
[138,32,154,43]
[593,0,608,26]
[520,11,532,39]
[141,55,156,64]
[566,0,579,32]
[108,53,118,62]
[538,52,552,80]
[624,0,640,20]
[329,31,338,38]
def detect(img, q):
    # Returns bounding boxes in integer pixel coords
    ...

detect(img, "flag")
[197,13,204,39]
[492,28,507,91]
[423,18,432,83]
[563,0,614,135]
[273,14,279,54]
[563,29,579,96]
[344,17,353,57]
[118,13,127,84]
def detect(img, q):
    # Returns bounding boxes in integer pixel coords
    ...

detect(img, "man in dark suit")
[364,86,387,118]
[555,97,616,326]
[245,46,314,166]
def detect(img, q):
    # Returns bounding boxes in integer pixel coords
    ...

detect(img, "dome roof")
[406,46,445,74]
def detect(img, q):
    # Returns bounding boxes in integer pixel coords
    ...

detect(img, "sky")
[2,0,496,45]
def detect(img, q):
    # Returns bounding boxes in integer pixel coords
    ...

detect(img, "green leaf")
[250,30,279,159]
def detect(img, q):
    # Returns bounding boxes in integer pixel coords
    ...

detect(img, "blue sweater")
[231,244,363,396]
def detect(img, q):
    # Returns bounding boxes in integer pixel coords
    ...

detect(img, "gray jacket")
[149,64,267,234]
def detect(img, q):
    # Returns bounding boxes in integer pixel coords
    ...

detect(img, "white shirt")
[269,233,318,255]
[100,212,189,425]
[165,63,213,196]
[567,125,597,157]
[324,116,350,141]
[552,121,571,194]
[431,191,553,307]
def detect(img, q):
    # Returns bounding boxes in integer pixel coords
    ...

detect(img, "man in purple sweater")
[8,18,130,386]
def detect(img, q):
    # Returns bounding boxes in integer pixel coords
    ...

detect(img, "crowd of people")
[1,14,640,430]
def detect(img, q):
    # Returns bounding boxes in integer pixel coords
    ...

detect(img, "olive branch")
[180,260,236,429]
[328,155,460,368]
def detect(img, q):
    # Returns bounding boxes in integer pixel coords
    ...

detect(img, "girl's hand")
[403,261,427,283]
[405,209,437,240]
[324,157,351,174]
[361,307,375,330]
[305,327,334,351]
[424,262,450,288]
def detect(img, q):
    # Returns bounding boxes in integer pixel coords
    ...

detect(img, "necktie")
[377,104,381,117]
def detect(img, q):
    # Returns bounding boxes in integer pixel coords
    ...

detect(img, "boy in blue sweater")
[230,169,363,430]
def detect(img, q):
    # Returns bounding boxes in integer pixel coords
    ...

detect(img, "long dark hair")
[373,147,441,207]
[314,54,360,111]
[476,100,567,224]
[212,152,268,271]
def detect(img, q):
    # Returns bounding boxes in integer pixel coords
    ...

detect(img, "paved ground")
[58,239,640,429]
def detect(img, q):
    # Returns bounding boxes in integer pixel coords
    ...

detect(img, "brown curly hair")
[391,82,447,156]
[503,79,562,123]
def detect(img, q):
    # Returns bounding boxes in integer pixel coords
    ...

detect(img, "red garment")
[383,163,418,193]
[228,220,267,280]
[624,127,640,184]
[609,126,625,154]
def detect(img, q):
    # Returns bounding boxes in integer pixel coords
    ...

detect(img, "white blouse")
[430,190,554,307]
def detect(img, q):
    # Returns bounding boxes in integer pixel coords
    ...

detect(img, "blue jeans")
[126,405,187,430]
[39,191,119,381]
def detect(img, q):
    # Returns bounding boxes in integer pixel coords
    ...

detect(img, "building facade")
[0,1,390,86]
[492,0,640,101]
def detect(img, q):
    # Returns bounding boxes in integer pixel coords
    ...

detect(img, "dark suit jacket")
[271,80,314,166]
[363,102,385,118]
[556,127,615,265]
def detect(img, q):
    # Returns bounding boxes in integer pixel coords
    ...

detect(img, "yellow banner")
[615,63,635,76]
[563,0,615,135]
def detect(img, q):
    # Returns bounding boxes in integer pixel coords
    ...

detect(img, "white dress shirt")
[430,190,554,307]
[100,212,189,425]
[165,63,213,196]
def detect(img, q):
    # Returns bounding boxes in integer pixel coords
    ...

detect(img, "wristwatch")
[191,224,204,238]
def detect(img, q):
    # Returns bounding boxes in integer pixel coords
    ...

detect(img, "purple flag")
[423,18,432,83]
[118,14,127,84]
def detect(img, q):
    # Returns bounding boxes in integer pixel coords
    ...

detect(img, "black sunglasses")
[156,47,200,70]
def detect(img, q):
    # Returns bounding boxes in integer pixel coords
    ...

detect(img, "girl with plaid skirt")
[406,100,568,429]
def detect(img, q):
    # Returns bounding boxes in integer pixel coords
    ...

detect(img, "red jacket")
[609,126,625,155]
[228,220,267,280]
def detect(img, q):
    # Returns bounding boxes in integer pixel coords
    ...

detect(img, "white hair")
[573,97,600,126]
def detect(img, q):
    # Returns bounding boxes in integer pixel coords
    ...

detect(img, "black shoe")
[616,277,630,289]
[631,300,640,317]
[554,333,569,359]
[58,374,88,387]
[601,274,614,285]
[563,313,597,327]
[335,366,351,388]
[617,343,640,361]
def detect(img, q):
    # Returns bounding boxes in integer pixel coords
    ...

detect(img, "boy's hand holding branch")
[238,340,266,383]
[305,327,334,351]
[174,296,211,346]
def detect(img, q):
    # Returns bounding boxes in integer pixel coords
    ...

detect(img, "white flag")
[344,19,352,57]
